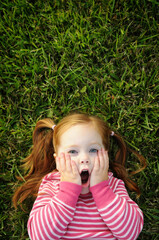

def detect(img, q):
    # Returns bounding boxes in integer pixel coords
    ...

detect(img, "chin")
[81,187,89,194]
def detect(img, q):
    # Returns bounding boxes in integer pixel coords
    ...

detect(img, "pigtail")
[12,118,56,209]
[110,133,147,196]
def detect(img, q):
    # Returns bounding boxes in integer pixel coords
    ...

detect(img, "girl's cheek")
[91,155,96,165]
[67,153,76,160]
[70,156,77,161]
[90,152,98,159]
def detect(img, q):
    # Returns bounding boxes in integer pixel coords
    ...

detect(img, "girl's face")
[56,123,105,192]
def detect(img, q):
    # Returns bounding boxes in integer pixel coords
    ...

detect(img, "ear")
[53,153,56,158]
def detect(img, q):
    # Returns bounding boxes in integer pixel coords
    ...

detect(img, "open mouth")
[80,170,89,184]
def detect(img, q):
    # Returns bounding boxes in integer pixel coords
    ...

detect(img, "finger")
[59,152,66,172]
[93,154,100,170]
[56,156,59,171]
[65,153,72,171]
[71,160,79,175]
[104,150,109,170]
[101,150,109,170]
[98,149,104,168]
[102,148,107,168]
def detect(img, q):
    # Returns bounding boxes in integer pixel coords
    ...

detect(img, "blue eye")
[68,150,78,154]
[90,148,98,153]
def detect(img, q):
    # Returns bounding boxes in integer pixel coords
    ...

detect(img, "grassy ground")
[0,0,159,239]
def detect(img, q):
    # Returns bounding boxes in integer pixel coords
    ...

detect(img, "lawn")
[0,0,159,239]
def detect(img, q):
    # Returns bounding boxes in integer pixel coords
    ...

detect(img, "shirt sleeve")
[27,175,82,240]
[90,179,144,240]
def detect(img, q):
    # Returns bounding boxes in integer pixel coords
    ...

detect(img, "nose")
[80,159,89,164]
[80,152,90,164]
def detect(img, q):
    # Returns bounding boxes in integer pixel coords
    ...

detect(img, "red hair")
[12,113,147,209]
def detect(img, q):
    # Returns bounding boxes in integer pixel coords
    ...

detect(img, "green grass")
[0,0,159,239]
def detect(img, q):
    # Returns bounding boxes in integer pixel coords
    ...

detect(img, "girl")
[13,113,146,240]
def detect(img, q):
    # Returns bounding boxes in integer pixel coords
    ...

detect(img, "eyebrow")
[65,143,102,149]
[90,142,101,146]
[64,145,78,149]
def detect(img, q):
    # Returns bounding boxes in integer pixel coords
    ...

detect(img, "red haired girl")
[13,113,146,240]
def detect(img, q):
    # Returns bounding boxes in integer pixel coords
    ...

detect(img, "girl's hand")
[90,149,109,187]
[56,152,81,185]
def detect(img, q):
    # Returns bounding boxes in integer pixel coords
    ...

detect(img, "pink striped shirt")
[27,172,143,240]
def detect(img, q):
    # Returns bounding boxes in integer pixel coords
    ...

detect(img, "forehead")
[59,123,103,146]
